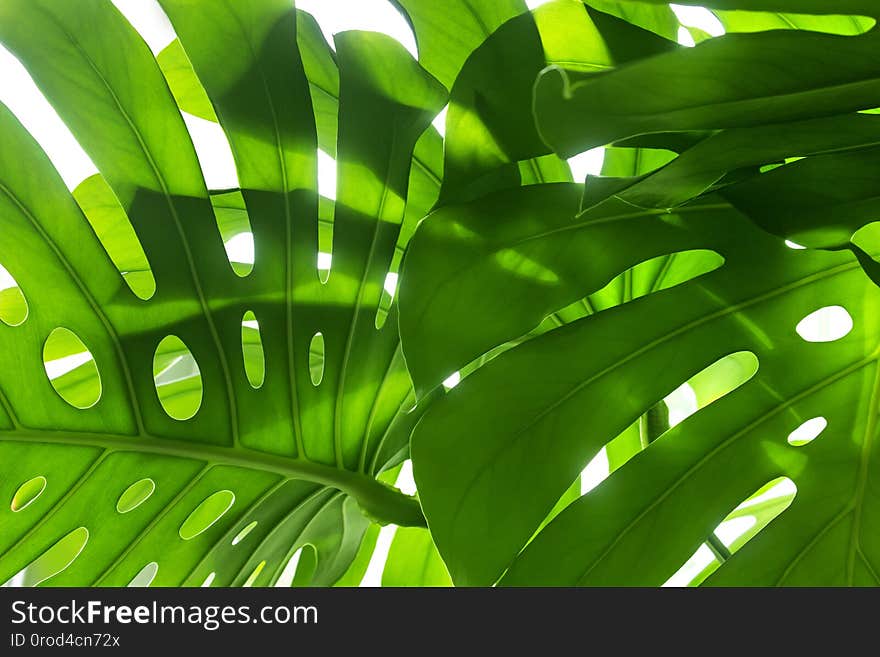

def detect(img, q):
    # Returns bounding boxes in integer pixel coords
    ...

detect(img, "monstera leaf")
[399,2,880,586]
[0,0,446,587]
[3,0,880,590]
[402,182,880,587]
[532,10,880,282]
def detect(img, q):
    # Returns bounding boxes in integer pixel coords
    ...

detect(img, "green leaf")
[440,1,675,203]
[584,114,880,211]
[585,0,679,39]
[722,146,880,251]
[402,180,880,585]
[633,0,879,16]
[156,40,219,123]
[534,30,880,157]
[4,0,880,590]
[0,0,443,586]
[382,526,452,586]
[713,9,875,35]
[392,0,529,90]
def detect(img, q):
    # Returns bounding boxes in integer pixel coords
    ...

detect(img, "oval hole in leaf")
[128,562,158,587]
[73,175,157,300]
[1,527,89,587]
[201,572,216,587]
[0,262,28,326]
[10,475,47,512]
[231,520,258,546]
[243,560,266,587]
[241,311,265,389]
[309,333,325,386]
[179,490,235,540]
[154,335,203,421]
[787,416,827,446]
[43,328,102,409]
[116,478,156,514]
[796,305,853,342]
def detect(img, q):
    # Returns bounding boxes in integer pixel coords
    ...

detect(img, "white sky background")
[0,2,851,587]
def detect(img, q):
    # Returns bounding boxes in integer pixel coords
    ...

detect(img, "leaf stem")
[638,402,670,449]
[706,533,732,562]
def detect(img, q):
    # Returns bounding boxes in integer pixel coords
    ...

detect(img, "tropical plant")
[1,0,878,588]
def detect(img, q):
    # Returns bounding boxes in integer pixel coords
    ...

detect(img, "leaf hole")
[128,562,159,587]
[73,175,157,300]
[241,311,266,389]
[116,478,156,514]
[796,305,853,342]
[179,490,235,540]
[153,335,203,421]
[1,527,89,587]
[243,560,266,587]
[231,520,258,546]
[43,328,102,409]
[201,572,216,587]
[787,416,827,446]
[0,262,28,326]
[10,475,47,512]
[309,333,325,386]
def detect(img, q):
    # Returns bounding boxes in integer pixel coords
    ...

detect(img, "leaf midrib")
[0,427,404,501]
[235,14,309,460]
